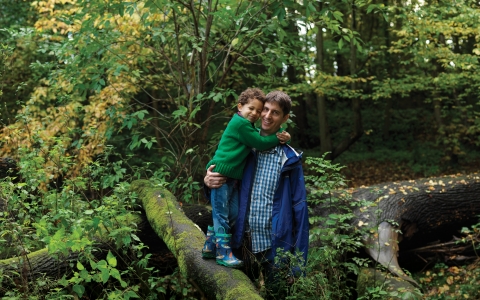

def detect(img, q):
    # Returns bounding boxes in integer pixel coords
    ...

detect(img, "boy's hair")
[265,91,291,116]
[238,88,266,105]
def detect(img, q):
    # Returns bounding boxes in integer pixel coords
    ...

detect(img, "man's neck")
[260,129,278,136]
[260,129,270,136]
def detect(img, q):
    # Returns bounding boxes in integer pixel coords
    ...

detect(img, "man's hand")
[204,165,227,188]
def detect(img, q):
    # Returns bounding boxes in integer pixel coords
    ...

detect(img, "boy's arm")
[236,121,281,151]
[277,131,291,144]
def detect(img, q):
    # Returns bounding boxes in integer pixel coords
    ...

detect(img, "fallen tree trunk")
[313,172,480,286]
[130,180,262,300]
[0,244,111,291]
[0,215,144,292]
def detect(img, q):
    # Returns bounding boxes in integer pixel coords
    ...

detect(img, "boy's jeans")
[211,178,239,233]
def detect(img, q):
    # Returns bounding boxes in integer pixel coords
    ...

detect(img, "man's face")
[260,101,289,135]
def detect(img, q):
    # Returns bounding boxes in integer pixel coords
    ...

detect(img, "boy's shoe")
[215,226,243,268]
[202,225,216,259]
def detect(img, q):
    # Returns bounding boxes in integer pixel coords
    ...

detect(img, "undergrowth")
[0,134,200,299]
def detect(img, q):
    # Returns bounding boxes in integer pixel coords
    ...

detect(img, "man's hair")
[238,88,266,105]
[265,91,291,116]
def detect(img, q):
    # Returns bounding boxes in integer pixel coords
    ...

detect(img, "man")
[204,91,309,295]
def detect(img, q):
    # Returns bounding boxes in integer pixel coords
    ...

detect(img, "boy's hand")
[277,131,291,144]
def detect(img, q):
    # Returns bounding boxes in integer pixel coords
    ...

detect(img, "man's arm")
[204,165,227,188]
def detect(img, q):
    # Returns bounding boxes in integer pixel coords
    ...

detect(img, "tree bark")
[331,2,363,159]
[350,173,480,234]
[312,172,480,285]
[315,2,333,158]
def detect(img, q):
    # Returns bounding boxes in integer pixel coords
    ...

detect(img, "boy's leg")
[211,178,236,233]
[228,181,239,228]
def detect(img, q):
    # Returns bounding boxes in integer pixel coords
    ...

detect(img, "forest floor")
[341,159,480,188]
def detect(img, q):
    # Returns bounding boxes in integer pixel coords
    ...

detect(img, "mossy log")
[0,215,145,292]
[130,180,262,300]
[0,244,113,289]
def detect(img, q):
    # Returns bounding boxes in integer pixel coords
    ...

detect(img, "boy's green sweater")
[206,113,280,180]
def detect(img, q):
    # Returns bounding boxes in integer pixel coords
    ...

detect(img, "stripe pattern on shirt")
[249,145,283,253]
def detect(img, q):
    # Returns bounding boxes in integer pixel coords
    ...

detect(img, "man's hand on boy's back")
[204,165,227,188]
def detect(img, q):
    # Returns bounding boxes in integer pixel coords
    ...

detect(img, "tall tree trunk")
[382,0,393,140]
[286,21,310,148]
[331,2,363,159]
[316,2,332,158]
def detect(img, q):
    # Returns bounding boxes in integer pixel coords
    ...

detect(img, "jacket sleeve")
[235,121,280,151]
[203,183,211,203]
[290,162,309,275]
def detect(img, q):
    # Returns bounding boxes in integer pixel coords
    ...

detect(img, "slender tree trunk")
[316,2,332,157]
[331,2,363,159]
[151,90,163,150]
[382,0,393,140]
[285,21,310,148]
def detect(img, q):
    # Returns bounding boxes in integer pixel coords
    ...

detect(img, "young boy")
[202,88,290,268]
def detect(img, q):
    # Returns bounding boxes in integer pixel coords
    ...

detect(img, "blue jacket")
[232,144,309,270]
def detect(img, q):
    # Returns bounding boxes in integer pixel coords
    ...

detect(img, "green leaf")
[73,284,85,297]
[124,291,140,299]
[77,261,85,271]
[101,268,110,283]
[213,92,223,102]
[172,106,188,119]
[110,267,121,280]
[107,251,117,267]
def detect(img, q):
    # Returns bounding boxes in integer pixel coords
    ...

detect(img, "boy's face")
[237,98,263,123]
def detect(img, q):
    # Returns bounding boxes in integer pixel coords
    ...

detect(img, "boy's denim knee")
[211,179,239,233]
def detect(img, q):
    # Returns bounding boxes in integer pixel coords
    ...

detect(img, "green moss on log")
[130,180,262,300]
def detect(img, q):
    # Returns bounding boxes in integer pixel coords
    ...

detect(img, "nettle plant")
[0,134,194,299]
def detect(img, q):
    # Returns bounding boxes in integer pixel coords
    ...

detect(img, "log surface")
[131,180,262,300]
